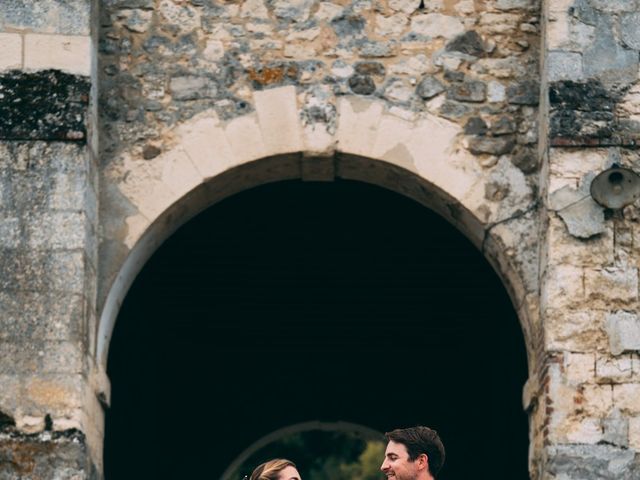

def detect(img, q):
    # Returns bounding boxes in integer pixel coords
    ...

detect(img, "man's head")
[380,426,445,480]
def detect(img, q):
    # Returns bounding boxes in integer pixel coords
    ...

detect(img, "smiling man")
[380,426,446,480]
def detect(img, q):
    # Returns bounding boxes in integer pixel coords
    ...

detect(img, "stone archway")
[97,90,540,477]
[102,175,531,478]
[97,91,540,372]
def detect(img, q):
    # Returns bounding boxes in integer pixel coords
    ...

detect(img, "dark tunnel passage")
[105,179,529,479]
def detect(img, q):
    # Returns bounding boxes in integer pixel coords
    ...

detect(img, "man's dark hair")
[385,426,445,477]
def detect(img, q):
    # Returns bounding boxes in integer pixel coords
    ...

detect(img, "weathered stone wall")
[534,0,640,477]
[0,1,103,478]
[2,0,640,478]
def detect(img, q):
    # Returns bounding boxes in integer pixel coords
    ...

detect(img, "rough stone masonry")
[0,0,640,478]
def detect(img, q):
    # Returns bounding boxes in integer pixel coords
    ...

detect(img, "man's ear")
[416,453,429,471]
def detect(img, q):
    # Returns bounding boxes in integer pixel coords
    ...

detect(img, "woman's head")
[249,459,300,480]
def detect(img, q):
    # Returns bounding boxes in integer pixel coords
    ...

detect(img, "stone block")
[169,75,218,101]
[545,310,607,352]
[25,211,88,250]
[596,354,633,382]
[176,115,235,179]
[542,265,585,310]
[605,311,640,355]
[0,290,85,342]
[159,148,204,199]
[565,417,603,444]
[565,352,595,385]
[581,384,614,416]
[224,113,268,165]
[410,13,464,39]
[253,86,304,155]
[549,148,607,180]
[0,340,83,376]
[546,215,614,267]
[584,267,638,309]
[0,0,90,35]
[603,409,629,447]
[583,17,639,86]
[335,96,384,158]
[0,33,22,72]
[548,51,584,81]
[613,383,640,413]
[546,444,638,478]
[0,249,86,295]
[371,114,417,173]
[447,80,487,102]
[24,34,91,76]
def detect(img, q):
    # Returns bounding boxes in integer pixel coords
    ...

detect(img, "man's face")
[380,441,420,480]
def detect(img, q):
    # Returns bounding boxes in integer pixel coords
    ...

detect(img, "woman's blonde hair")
[249,458,297,480]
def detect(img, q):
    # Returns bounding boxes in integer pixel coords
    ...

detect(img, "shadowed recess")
[105,180,528,479]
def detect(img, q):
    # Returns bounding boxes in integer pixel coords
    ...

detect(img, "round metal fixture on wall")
[590,165,640,209]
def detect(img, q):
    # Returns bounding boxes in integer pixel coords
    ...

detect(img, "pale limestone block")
[24,34,91,76]
[375,14,409,37]
[630,416,640,450]
[335,96,384,158]
[565,352,595,385]
[315,2,343,21]
[224,113,268,165]
[158,0,201,32]
[546,15,570,50]
[613,383,640,413]
[253,86,304,155]
[302,123,335,157]
[605,311,640,356]
[122,214,149,249]
[581,384,614,416]
[596,354,633,382]
[405,114,478,204]
[545,310,607,352]
[371,114,417,173]
[410,13,464,39]
[203,40,224,61]
[240,0,269,19]
[16,415,46,434]
[633,354,640,381]
[159,147,204,199]
[547,363,580,438]
[546,215,615,267]
[565,417,604,444]
[549,0,576,12]
[117,155,177,220]
[0,33,22,71]
[549,149,607,180]
[177,114,236,179]
[479,13,520,34]
[584,267,639,308]
[542,264,585,310]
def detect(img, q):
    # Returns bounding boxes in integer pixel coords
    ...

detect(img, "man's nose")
[380,459,389,471]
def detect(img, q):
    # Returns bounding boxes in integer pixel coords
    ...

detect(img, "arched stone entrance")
[103,178,530,478]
